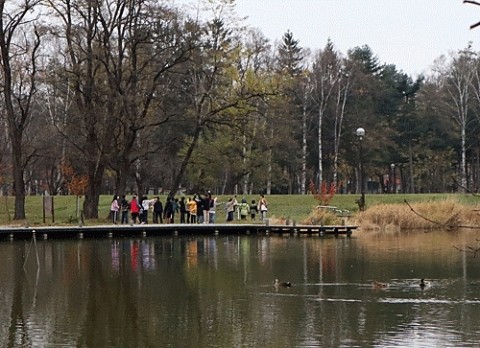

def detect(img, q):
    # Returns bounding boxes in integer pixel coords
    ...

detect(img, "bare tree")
[45,0,193,217]
[0,0,42,219]
[297,72,313,194]
[436,48,477,192]
[94,1,194,196]
[311,40,343,187]
[45,0,116,218]
[332,63,353,186]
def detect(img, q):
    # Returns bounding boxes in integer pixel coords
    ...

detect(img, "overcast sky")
[232,0,480,77]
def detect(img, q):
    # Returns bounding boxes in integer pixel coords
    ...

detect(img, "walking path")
[0,223,358,240]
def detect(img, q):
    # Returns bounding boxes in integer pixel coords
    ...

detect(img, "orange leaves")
[60,161,88,196]
[309,179,336,206]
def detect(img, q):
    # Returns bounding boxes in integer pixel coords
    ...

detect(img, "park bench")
[316,205,351,217]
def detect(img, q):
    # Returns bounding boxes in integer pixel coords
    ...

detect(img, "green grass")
[0,193,478,226]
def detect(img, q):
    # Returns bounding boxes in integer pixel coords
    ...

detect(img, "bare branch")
[464,1,480,28]
[464,0,480,6]
[454,244,480,257]
[404,199,480,231]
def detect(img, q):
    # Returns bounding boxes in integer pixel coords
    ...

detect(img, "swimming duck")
[419,278,430,289]
[372,281,389,289]
[274,279,292,288]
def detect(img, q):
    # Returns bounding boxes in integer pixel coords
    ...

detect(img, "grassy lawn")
[0,193,478,226]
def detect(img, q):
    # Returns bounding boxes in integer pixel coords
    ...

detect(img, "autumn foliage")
[61,161,88,196]
[309,180,336,206]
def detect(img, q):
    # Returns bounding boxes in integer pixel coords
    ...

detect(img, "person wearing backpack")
[239,198,250,220]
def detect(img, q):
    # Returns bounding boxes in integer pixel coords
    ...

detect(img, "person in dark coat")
[202,192,212,224]
[153,197,163,224]
[120,195,130,224]
[164,197,174,224]
[179,197,187,223]
[250,200,258,221]
[195,194,203,224]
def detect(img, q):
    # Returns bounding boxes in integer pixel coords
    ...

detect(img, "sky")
[232,0,480,77]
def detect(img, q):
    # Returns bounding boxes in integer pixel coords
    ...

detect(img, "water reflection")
[0,231,480,347]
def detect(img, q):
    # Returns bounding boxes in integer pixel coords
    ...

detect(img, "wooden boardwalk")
[0,223,358,241]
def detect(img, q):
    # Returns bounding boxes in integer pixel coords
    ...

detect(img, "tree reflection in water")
[0,231,479,347]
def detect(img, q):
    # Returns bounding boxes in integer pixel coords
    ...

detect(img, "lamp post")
[356,127,365,211]
[390,163,395,193]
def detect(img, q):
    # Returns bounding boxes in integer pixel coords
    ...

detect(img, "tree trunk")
[409,140,415,193]
[169,121,202,197]
[333,76,350,187]
[300,98,307,194]
[242,133,249,194]
[115,158,131,198]
[317,107,323,188]
[461,125,467,192]
[83,159,105,219]
[0,3,36,220]
[266,127,273,195]
[12,143,26,220]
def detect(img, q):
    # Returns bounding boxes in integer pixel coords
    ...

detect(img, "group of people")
[110,193,269,225]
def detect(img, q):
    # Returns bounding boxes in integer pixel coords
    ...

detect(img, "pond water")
[1,230,480,347]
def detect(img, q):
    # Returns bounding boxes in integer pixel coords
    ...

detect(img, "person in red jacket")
[129,195,141,224]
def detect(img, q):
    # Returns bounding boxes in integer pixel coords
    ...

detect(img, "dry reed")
[302,209,341,225]
[352,199,480,231]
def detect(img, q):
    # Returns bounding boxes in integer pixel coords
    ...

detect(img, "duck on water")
[420,278,431,289]
[274,279,292,288]
[372,279,430,289]
[372,281,389,289]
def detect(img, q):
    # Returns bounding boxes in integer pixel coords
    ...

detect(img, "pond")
[1,230,480,347]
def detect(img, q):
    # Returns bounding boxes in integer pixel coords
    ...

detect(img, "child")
[250,200,258,221]
[239,198,250,220]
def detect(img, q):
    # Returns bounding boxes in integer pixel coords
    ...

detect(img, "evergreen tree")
[277,30,303,77]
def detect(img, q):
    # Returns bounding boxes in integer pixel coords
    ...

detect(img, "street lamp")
[356,127,366,211]
[390,163,395,194]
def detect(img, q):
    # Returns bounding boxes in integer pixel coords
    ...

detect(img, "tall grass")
[354,198,480,231]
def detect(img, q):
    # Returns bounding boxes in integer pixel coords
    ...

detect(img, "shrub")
[302,209,341,225]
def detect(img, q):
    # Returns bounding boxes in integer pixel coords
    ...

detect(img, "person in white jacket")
[141,196,155,224]
[110,196,120,224]
[209,196,223,223]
